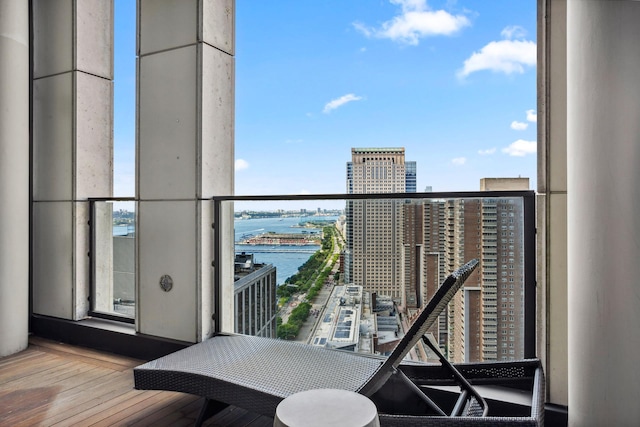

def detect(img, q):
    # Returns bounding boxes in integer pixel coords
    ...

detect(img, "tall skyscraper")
[345,149,528,363]
[405,161,417,193]
[345,148,414,299]
[401,178,528,363]
[443,198,483,363]
[478,177,528,362]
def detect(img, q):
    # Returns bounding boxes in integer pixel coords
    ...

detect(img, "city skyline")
[341,145,530,362]
[113,1,537,202]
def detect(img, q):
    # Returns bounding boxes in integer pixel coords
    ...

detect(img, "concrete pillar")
[94,203,114,313]
[32,0,113,320]
[567,1,640,424]
[537,0,568,406]
[137,0,234,342]
[0,0,29,357]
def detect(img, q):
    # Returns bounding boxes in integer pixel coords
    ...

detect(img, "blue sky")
[114,0,537,198]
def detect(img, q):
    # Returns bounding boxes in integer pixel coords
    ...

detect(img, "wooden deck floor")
[0,337,273,427]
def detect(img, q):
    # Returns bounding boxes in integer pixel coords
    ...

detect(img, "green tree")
[277,322,298,340]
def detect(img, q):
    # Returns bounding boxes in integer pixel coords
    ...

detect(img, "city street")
[279,226,344,342]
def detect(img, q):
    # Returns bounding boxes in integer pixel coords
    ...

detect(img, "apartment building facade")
[233,253,278,338]
[400,179,528,363]
[345,148,410,299]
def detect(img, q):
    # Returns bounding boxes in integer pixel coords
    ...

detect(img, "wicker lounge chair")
[134,259,543,425]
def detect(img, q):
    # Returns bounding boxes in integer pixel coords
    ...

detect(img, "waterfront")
[234,216,339,285]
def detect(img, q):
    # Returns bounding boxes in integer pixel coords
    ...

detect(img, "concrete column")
[0,0,29,357]
[567,1,640,425]
[32,0,113,320]
[94,203,114,313]
[537,0,568,406]
[137,0,234,342]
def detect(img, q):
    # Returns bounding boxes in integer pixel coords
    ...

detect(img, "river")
[234,216,339,285]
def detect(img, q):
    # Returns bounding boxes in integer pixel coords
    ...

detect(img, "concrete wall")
[32,0,114,321]
[538,0,568,406]
[114,236,135,302]
[540,2,640,423]
[480,177,530,191]
[136,0,235,342]
[24,0,235,345]
[0,0,29,357]
[567,1,640,424]
[93,203,114,313]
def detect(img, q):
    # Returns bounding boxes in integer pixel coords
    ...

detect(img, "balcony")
[2,336,549,426]
[1,191,549,425]
[8,0,640,423]
[0,337,272,426]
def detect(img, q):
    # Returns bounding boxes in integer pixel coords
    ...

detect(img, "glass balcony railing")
[87,191,535,363]
[90,198,136,323]
[213,191,536,364]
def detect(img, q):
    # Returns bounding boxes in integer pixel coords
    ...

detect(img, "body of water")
[234,216,338,285]
[113,224,135,236]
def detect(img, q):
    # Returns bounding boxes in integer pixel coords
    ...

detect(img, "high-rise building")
[233,253,278,338]
[345,148,412,299]
[405,161,417,193]
[402,178,529,363]
[445,179,528,362]
[402,202,424,310]
[478,177,528,362]
[443,198,483,363]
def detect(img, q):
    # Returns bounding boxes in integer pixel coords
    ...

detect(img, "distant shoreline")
[235,211,342,220]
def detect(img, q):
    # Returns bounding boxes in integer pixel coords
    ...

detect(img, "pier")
[236,248,318,254]
[237,232,321,246]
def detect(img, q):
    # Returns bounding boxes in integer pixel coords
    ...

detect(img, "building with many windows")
[478,178,528,362]
[405,161,417,193]
[233,253,277,338]
[345,148,412,299]
[402,178,528,363]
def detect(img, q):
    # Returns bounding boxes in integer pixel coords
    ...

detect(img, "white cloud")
[323,93,363,113]
[478,148,496,155]
[235,159,249,171]
[458,25,535,79]
[502,139,536,156]
[511,121,528,131]
[458,39,536,78]
[353,0,470,46]
[451,157,467,165]
[501,25,527,40]
[526,109,537,122]
[353,22,373,38]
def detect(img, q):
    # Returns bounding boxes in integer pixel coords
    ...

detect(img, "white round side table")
[274,388,380,427]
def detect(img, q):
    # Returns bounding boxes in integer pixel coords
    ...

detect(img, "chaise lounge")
[134,259,544,426]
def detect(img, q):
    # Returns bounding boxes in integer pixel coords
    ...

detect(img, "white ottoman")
[274,388,380,427]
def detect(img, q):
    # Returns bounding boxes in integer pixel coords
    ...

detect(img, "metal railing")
[89,198,136,323]
[213,191,536,362]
